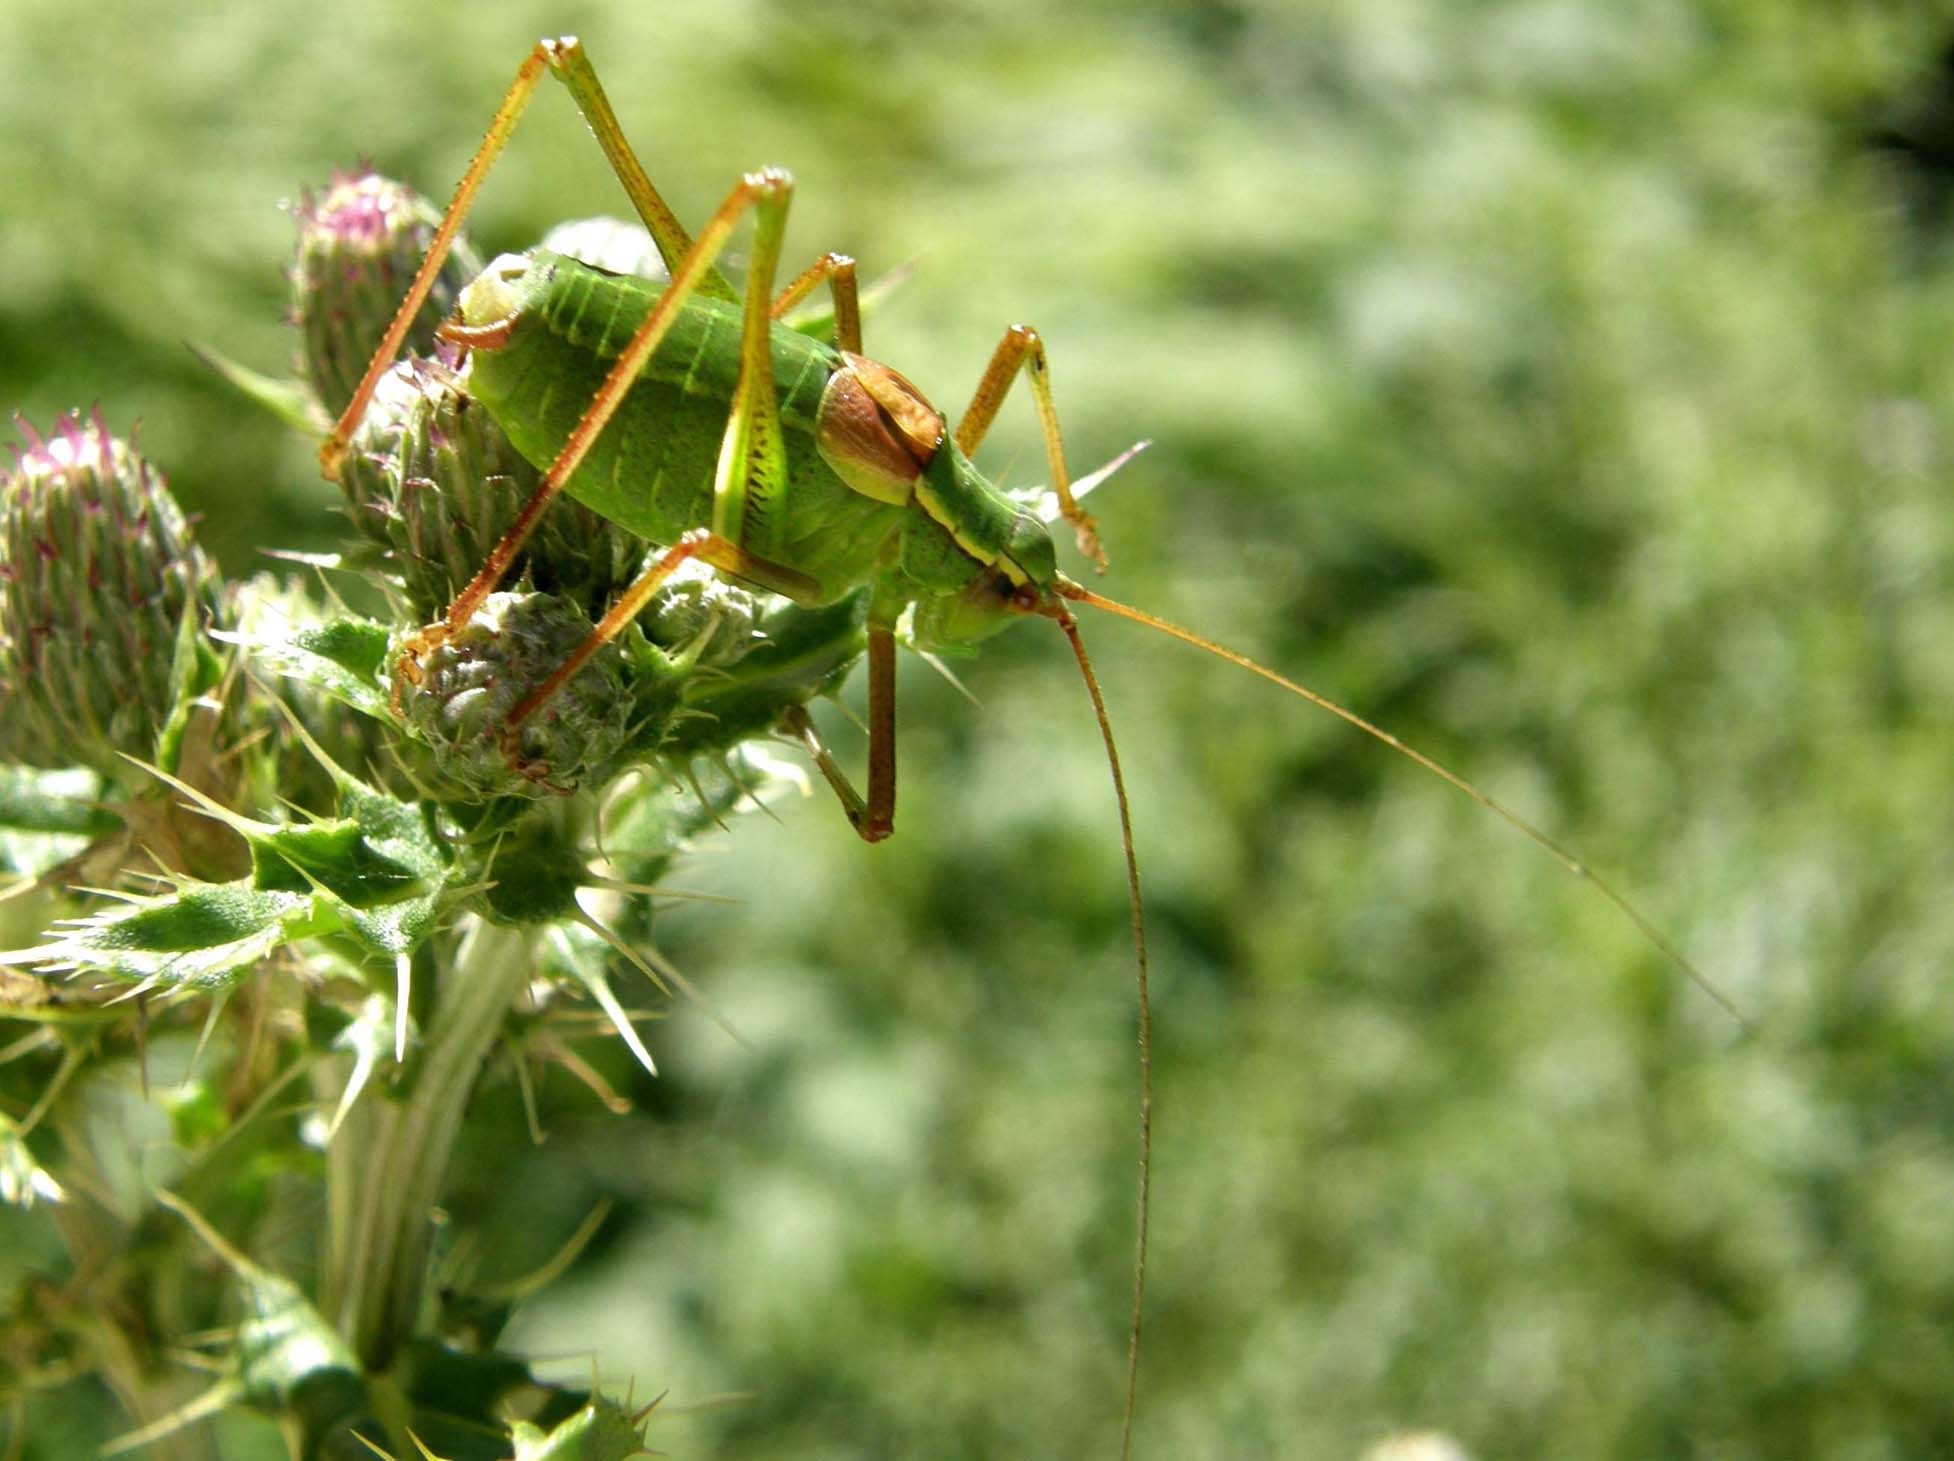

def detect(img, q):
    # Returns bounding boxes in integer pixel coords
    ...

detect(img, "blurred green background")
[4,1,1952,1456]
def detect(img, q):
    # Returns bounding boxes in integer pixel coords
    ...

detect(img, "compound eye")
[1008,579,1042,613]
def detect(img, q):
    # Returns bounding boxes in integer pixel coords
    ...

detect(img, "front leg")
[777,607,899,844]
[956,324,1106,571]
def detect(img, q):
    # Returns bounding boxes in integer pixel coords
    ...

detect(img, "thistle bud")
[540,216,668,281]
[338,359,638,623]
[290,169,486,417]
[638,559,759,669]
[0,410,221,776]
[396,591,629,800]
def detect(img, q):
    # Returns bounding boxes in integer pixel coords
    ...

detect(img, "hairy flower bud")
[338,359,639,623]
[291,169,486,417]
[540,216,668,281]
[396,591,629,800]
[638,559,760,669]
[0,410,222,775]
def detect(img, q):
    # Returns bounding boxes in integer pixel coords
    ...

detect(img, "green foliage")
[509,1396,651,1461]
[0,766,117,881]
[0,371,843,1455]
[24,882,315,990]
[481,811,588,927]
[242,613,399,724]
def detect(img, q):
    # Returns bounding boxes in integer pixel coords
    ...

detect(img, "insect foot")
[393,590,631,801]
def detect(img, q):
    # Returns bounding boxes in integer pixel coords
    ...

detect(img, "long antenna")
[1048,602,1152,1461]
[1053,578,1745,1028]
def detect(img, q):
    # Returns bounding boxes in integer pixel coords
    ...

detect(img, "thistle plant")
[0,176,865,1461]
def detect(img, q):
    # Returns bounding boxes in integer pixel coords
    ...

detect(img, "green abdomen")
[465,251,902,602]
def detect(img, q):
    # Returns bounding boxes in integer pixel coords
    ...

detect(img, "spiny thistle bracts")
[0,408,221,777]
[290,168,486,416]
[337,357,640,622]
[395,590,631,800]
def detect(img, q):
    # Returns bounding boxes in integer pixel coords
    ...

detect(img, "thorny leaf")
[509,1395,652,1461]
[132,1192,382,1460]
[9,736,459,989]
[234,615,395,724]
[8,881,316,989]
[188,341,331,435]
[327,994,401,1138]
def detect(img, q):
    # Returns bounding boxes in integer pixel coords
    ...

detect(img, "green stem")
[326,916,536,1369]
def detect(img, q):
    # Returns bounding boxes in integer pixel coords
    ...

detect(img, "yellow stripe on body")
[911,476,1026,584]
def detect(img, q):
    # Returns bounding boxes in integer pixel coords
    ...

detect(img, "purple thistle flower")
[290,169,485,417]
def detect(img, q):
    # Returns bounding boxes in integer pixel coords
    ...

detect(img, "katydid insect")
[317,36,1736,1457]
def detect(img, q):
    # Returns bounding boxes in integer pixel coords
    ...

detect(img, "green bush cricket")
[317,36,1739,1456]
